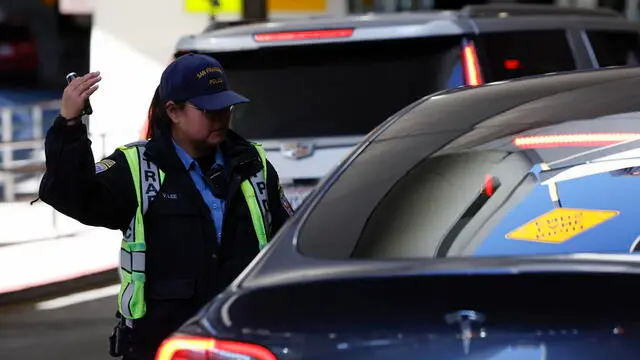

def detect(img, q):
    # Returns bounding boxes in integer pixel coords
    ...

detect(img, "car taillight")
[504,59,521,70]
[483,174,499,197]
[254,28,354,42]
[461,41,483,86]
[513,133,640,148]
[155,336,277,360]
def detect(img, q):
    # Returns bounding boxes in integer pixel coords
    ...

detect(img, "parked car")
[155,66,640,360]
[170,3,640,209]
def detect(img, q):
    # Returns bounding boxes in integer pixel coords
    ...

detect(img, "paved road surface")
[0,289,118,360]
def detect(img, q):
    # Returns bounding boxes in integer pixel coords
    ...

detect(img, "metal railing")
[0,99,61,202]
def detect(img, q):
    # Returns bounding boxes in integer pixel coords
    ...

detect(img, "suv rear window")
[476,30,576,82]
[202,36,463,140]
[586,30,640,67]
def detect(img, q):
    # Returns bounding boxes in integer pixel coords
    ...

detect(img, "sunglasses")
[185,103,233,118]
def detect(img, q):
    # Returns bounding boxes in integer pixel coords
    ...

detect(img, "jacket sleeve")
[38,115,137,231]
[266,160,293,238]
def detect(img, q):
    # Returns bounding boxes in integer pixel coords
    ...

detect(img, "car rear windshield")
[298,106,640,259]
[476,30,577,83]
[202,36,463,140]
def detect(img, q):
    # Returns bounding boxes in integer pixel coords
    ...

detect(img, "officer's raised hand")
[60,71,101,120]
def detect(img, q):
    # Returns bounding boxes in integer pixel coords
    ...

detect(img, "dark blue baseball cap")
[159,53,249,111]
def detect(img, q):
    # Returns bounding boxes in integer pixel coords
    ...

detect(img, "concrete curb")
[0,268,118,307]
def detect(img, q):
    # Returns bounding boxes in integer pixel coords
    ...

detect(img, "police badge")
[95,159,116,174]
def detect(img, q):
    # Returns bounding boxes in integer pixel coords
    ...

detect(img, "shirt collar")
[172,139,224,172]
[172,139,196,171]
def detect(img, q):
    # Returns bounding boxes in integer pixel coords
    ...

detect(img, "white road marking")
[35,284,120,310]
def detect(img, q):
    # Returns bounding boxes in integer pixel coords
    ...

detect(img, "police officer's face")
[169,102,231,147]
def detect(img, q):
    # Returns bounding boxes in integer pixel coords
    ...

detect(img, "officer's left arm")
[266,160,293,238]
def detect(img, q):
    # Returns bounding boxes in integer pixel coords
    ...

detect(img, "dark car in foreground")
[155,67,640,359]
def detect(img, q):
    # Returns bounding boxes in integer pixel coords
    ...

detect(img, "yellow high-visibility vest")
[116,140,270,320]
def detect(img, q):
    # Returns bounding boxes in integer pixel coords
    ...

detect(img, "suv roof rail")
[460,4,622,18]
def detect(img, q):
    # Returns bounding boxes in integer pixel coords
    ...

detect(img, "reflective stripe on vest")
[242,143,271,248]
[116,141,270,320]
[117,144,164,320]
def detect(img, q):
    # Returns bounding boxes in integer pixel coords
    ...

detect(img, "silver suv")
[174,4,640,209]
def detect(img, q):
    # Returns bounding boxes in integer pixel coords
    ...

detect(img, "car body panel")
[189,266,640,359]
[258,136,361,181]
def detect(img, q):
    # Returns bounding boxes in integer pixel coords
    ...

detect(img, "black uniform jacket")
[38,116,292,345]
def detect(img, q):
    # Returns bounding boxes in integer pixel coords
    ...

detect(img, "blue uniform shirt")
[172,140,226,242]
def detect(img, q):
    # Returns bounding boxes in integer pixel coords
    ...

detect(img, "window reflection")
[354,116,640,259]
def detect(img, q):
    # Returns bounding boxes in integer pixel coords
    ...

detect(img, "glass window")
[587,30,640,67]
[203,36,462,140]
[446,60,464,89]
[598,0,625,13]
[476,30,576,82]
[298,111,640,260]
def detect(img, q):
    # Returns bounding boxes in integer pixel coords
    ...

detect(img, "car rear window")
[586,30,640,67]
[201,36,463,140]
[476,30,576,82]
[298,108,640,260]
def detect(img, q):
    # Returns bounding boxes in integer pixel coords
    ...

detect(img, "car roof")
[176,4,640,52]
[176,11,472,52]
[377,66,640,144]
[234,66,640,290]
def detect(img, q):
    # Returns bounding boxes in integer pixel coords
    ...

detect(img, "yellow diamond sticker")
[505,208,619,243]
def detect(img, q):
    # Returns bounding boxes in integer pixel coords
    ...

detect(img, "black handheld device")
[206,164,229,199]
[65,72,94,116]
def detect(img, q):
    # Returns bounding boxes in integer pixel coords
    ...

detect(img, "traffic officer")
[38,53,294,360]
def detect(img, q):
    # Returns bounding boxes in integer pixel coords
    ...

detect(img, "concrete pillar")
[555,0,573,7]
[573,0,598,8]
[326,0,349,16]
[377,0,397,12]
[627,0,639,20]
[89,0,209,159]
